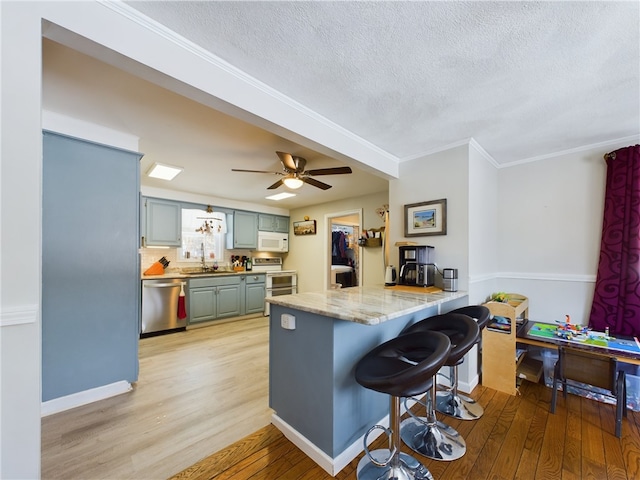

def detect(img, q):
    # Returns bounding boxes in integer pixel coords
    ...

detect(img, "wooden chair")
[550,346,627,437]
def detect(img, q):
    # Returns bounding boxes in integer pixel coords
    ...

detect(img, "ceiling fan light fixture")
[283,177,304,189]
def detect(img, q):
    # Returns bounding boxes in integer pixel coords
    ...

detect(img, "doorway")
[325,209,362,289]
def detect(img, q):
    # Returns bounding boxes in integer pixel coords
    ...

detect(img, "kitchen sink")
[181,269,229,275]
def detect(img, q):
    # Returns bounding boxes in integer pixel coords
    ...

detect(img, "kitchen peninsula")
[267,285,467,475]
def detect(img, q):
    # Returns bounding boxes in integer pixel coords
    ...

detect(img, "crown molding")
[99,1,399,167]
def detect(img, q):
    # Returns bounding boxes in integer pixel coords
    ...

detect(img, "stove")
[252,257,297,315]
[252,256,283,272]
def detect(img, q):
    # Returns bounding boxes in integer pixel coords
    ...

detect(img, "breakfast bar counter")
[267,285,467,475]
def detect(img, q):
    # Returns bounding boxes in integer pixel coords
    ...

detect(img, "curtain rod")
[604,152,616,161]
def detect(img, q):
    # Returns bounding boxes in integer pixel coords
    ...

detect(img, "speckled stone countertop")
[140,270,261,280]
[267,285,467,325]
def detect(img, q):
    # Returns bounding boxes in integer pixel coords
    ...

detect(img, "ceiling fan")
[231,151,352,190]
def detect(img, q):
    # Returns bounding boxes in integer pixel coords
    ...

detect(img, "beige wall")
[286,191,388,292]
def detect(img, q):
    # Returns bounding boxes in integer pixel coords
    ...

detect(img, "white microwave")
[257,231,289,252]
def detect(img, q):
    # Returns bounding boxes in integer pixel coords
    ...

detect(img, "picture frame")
[404,199,447,237]
[293,219,317,235]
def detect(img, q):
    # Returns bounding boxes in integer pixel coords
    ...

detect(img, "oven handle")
[143,282,186,288]
[266,287,297,294]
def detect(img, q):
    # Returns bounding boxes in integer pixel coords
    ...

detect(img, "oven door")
[265,285,297,316]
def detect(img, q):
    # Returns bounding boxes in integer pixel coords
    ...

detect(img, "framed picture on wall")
[293,220,317,235]
[404,199,447,237]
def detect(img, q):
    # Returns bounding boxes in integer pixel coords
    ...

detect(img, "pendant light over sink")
[232,151,352,190]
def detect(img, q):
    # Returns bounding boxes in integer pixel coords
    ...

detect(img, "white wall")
[496,139,638,323]
[468,141,499,305]
[287,192,388,292]
[390,145,470,290]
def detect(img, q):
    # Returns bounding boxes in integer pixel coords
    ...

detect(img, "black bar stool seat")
[355,331,451,480]
[399,313,479,461]
[443,305,491,418]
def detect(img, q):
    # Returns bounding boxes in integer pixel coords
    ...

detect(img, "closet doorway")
[325,209,362,289]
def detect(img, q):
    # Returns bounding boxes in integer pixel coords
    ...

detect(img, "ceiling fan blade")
[276,151,298,171]
[305,166,352,176]
[267,179,284,190]
[231,168,284,175]
[303,177,332,190]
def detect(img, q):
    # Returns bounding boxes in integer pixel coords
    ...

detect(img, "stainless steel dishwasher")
[141,278,187,335]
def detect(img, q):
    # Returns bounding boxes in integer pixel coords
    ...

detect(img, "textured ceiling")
[125,1,639,163]
[42,1,639,210]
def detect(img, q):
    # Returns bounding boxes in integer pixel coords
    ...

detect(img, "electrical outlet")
[281,313,296,330]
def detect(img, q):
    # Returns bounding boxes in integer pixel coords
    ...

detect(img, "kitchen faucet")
[201,242,206,270]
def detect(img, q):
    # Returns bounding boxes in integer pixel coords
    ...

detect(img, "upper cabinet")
[258,214,290,233]
[228,210,258,249]
[143,197,182,247]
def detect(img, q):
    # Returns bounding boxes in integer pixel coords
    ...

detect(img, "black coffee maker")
[398,245,435,286]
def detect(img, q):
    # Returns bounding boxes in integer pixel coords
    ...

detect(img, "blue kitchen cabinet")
[188,275,243,324]
[258,213,290,233]
[42,131,141,402]
[245,274,266,315]
[189,286,217,323]
[227,210,258,249]
[217,280,243,319]
[144,197,182,247]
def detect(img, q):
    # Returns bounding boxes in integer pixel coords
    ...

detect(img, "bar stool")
[443,305,491,419]
[400,313,479,461]
[355,331,451,480]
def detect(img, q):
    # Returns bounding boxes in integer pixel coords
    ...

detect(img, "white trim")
[500,134,640,168]
[458,374,479,394]
[469,138,500,168]
[100,0,400,177]
[499,272,596,283]
[41,381,132,417]
[400,137,474,162]
[271,394,423,475]
[0,305,38,327]
[271,413,388,476]
[469,272,596,283]
[42,110,140,152]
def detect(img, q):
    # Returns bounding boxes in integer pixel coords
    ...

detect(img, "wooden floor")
[42,317,640,480]
[41,316,272,479]
[171,380,640,480]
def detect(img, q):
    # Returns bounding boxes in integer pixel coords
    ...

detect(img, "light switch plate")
[281,313,296,330]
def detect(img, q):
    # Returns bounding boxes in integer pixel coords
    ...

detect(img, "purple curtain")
[589,145,640,336]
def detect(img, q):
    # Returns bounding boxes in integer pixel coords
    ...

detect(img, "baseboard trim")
[271,394,424,475]
[41,380,132,417]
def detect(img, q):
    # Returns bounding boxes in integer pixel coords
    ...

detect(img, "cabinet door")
[189,287,216,323]
[245,282,266,315]
[274,215,290,233]
[233,211,258,249]
[258,214,275,231]
[216,283,242,319]
[145,198,182,247]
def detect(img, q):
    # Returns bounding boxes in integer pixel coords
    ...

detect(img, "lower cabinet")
[188,274,265,324]
[245,274,266,315]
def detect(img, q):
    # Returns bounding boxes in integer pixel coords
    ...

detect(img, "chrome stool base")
[400,417,466,461]
[436,390,484,420]
[357,449,434,480]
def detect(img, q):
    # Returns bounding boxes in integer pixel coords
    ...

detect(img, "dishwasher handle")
[143,282,186,288]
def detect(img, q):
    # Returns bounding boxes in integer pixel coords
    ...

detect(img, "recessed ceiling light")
[147,163,183,181]
[266,192,296,201]
[283,177,304,189]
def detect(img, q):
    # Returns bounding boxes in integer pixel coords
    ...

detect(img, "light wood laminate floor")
[41,316,272,479]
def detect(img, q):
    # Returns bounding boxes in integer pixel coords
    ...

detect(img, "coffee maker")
[398,245,435,287]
